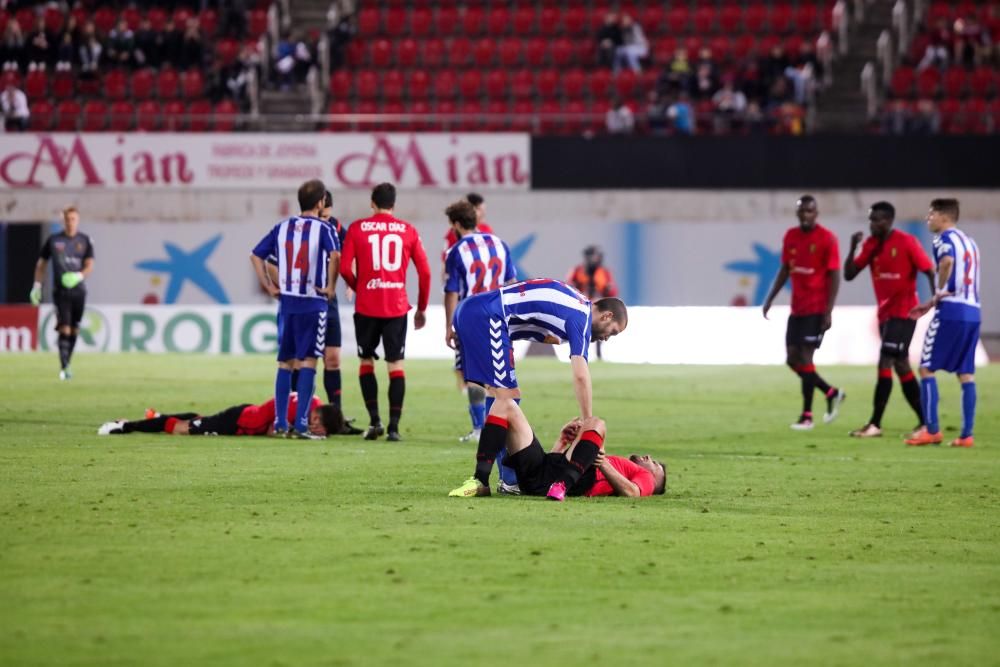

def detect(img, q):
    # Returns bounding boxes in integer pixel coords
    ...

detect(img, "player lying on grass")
[97,393,344,438]
[449,397,666,500]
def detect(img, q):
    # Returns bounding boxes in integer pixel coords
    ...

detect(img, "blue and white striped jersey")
[443,233,517,300]
[498,279,593,359]
[253,215,336,314]
[934,228,981,322]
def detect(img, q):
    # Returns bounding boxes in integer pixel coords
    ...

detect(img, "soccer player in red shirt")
[762,195,845,430]
[845,202,936,439]
[340,182,432,442]
[97,394,343,437]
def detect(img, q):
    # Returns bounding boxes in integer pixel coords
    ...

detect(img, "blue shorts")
[453,293,517,389]
[920,315,979,375]
[326,298,342,348]
[277,310,326,362]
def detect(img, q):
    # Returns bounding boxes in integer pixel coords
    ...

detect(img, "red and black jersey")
[781,224,840,316]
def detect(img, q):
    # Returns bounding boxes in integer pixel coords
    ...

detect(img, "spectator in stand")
[663,47,692,93]
[55,31,75,71]
[134,18,159,68]
[107,19,135,68]
[784,60,814,105]
[223,44,258,108]
[645,90,669,136]
[274,31,295,88]
[881,99,910,135]
[26,16,53,70]
[690,60,718,99]
[161,18,184,69]
[797,42,824,82]
[762,44,791,87]
[744,100,770,134]
[605,96,634,135]
[2,19,26,71]
[78,22,103,81]
[953,15,990,68]
[712,77,747,133]
[667,92,694,135]
[327,11,356,71]
[221,0,249,39]
[614,14,648,73]
[767,76,793,108]
[1,80,29,131]
[179,18,204,70]
[292,31,313,84]
[910,99,941,135]
[596,12,622,69]
[918,18,952,70]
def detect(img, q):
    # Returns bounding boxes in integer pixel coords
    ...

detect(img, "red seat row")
[20,68,206,100]
[926,1,1000,25]
[0,5,267,38]
[890,66,1000,99]
[330,68,659,102]
[30,99,241,132]
[355,3,833,38]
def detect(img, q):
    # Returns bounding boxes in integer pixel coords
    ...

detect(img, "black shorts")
[504,437,575,496]
[326,298,342,348]
[354,313,407,362]
[188,404,250,436]
[53,289,86,330]
[880,317,917,358]
[786,314,825,348]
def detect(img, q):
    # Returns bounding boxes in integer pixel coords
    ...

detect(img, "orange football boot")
[950,437,974,448]
[905,430,943,446]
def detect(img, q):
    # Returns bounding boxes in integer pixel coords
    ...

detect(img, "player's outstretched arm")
[571,355,593,418]
[762,265,790,318]
[822,270,840,331]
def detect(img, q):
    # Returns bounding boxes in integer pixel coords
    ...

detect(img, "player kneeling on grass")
[449,398,666,500]
[97,394,343,438]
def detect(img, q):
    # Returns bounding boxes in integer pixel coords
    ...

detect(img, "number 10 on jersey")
[368,234,403,271]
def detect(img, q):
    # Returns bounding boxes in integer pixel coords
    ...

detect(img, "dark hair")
[323,190,333,209]
[797,195,816,207]
[654,462,668,495]
[466,192,484,207]
[594,297,627,325]
[371,182,396,210]
[869,201,895,220]
[298,179,326,212]
[930,198,960,221]
[317,404,344,435]
[446,201,477,230]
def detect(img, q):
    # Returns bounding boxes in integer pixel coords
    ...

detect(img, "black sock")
[870,373,893,428]
[899,372,924,425]
[812,372,832,396]
[67,333,78,364]
[388,371,405,431]
[474,416,509,487]
[57,334,71,369]
[122,413,198,433]
[323,369,342,407]
[561,434,602,488]
[359,366,379,425]
[799,368,816,415]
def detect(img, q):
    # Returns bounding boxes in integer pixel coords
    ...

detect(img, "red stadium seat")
[174,7,194,29]
[408,70,430,99]
[614,70,639,99]
[770,4,794,33]
[536,7,559,37]
[30,100,54,130]
[356,70,378,99]
[563,7,587,36]
[525,38,547,67]
[434,70,459,99]
[484,100,507,131]
[499,40,521,67]
[103,70,128,100]
[485,70,508,100]
[397,38,418,67]
[794,4,818,32]
[329,70,350,98]
[538,100,561,134]
[487,7,510,35]
[510,69,533,99]
[473,38,496,67]
[358,7,380,35]
[744,4,767,33]
[693,7,714,33]
[181,70,204,98]
[434,99,457,131]
[461,7,485,36]
[199,9,218,36]
[51,72,74,99]
[411,8,432,37]
[131,69,154,99]
[916,68,941,98]
[460,69,483,99]
[215,39,240,65]
[409,100,433,132]
[434,6,457,36]
[82,101,108,132]
[587,69,613,99]
[422,39,445,67]
[784,35,804,59]
[136,101,160,131]
[162,100,186,131]
[93,7,117,35]
[665,7,689,33]
[109,101,133,131]
[382,70,404,101]
[640,5,666,32]
[55,100,81,131]
[890,66,915,98]
[24,71,46,99]
[449,38,474,67]
[326,99,351,132]
[247,9,267,38]
[732,34,756,61]
[719,6,742,33]
[510,100,535,132]
[148,7,168,32]
[513,7,536,34]
[970,66,995,97]
[188,100,212,132]
[943,68,967,97]
[563,68,585,99]
[536,69,559,99]
[384,8,407,37]
[551,38,574,67]
[213,100,238,132]
[157,69,179,99]
[709,36,732,62]
[43,6,64,33]
[371,39,392,67]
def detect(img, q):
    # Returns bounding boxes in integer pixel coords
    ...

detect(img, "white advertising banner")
[0,133,530,191]
[32,304,986,366]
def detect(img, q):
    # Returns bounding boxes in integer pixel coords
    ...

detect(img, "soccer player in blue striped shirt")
[448,278,628,497]
[250,179,338,439]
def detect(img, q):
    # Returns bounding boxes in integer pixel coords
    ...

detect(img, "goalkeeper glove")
[29,282,42,305]
[61,271,84,289]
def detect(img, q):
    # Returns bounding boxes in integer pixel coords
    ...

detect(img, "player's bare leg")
[386,359,405,441]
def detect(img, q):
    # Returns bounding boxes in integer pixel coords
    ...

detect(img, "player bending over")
[97,394,343,438]
[449,398,666,500]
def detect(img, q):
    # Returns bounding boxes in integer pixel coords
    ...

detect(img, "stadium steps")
[259,88,316,131]
[815,1,895,133]
[287,0,329,29]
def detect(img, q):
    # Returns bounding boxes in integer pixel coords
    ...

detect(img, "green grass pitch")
[1,354,998,666]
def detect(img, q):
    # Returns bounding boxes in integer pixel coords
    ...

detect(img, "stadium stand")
[0,0,268,131]
[877,1,1000,135]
